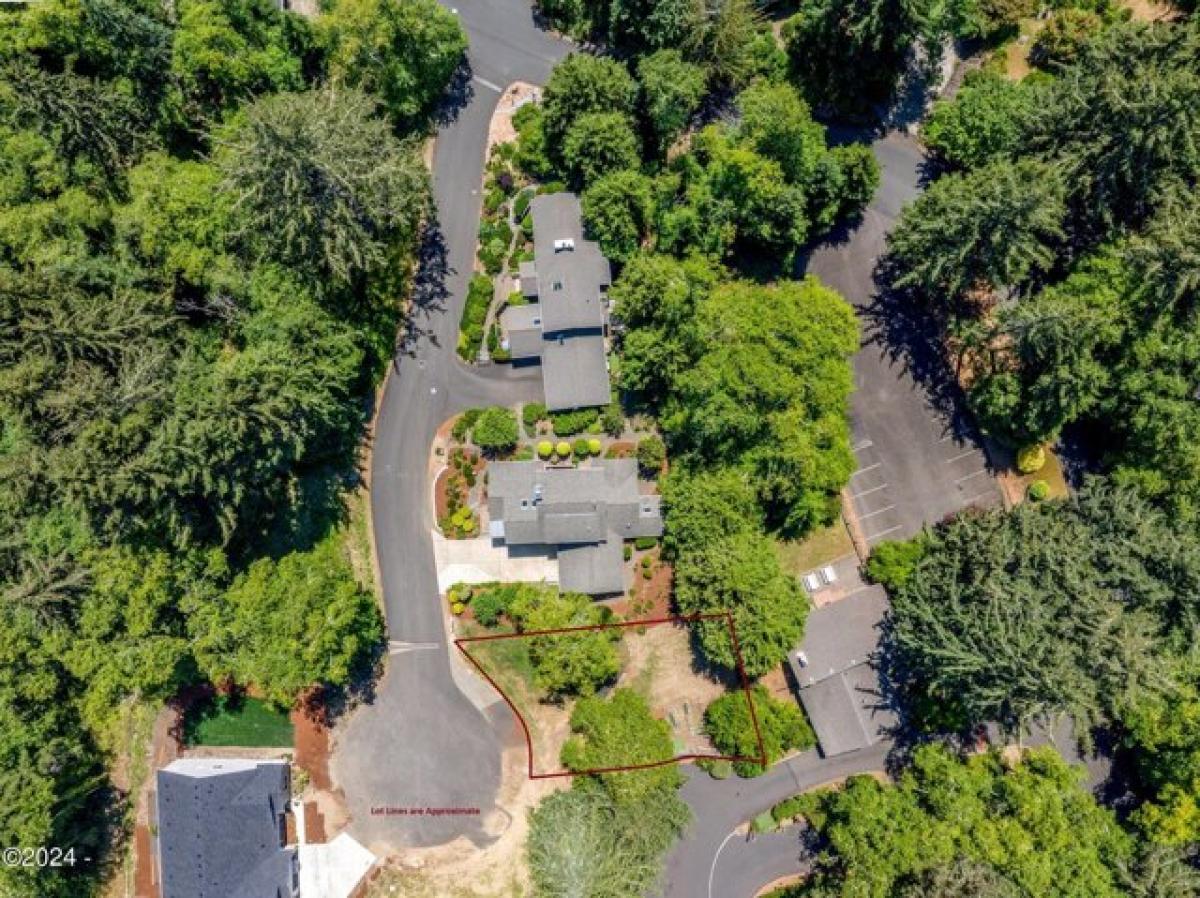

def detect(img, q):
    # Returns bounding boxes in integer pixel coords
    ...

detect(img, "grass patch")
[184,695,294,748]
[775,520,854,578]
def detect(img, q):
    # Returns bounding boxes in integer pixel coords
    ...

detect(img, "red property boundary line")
[453,612,768,780]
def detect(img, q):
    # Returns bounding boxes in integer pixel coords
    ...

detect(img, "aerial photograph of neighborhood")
[1,0,1198,896]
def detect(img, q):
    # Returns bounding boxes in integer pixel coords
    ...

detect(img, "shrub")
[551,407,600,435]
[451,601,466,615]
[556,441,572,458]
[458,275,493,360]
[473,407,519,454]
[537,440,554,459]
[1016,444,1046,474]
[587,437,602,455]
[636,436,666,477]
[707,759,732,780]
[471,588,510,628]
[513,446,535,461]
[623,544,633,561]
[480,237,508,275]
[1028,479,1050,501]
[751,812,777,833]
[640,555,652,569]
[573,438,592,457]
[600,400,625,436]
[704,686,816,777]
[513,188,532,219]
[452,408,482,442]
[771,793,820,824]
[508,290,527,306]
[524,402,548,428]
[864,535,930,593]
[634,537,658,551]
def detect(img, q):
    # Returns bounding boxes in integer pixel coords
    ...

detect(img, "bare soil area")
[486,83,541,160]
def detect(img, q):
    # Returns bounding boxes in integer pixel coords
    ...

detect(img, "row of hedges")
[458,274,494,361]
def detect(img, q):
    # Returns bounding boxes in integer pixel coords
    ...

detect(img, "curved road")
[330,1,568,851]
[331,6,1002,895]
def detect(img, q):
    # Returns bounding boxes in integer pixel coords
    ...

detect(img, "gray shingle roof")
[542,333,611,411]
[497,193,613,410]
[559,540,626,595]
[156,758,297,898]
[488,459,662,594]
[529,194,611,334]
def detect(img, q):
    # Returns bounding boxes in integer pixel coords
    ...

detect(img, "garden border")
[454,612,768,779]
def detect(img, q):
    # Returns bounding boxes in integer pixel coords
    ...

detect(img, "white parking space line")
[943,449,980,464]
[956,468,989,485]
[851,462,882,476]
[852,439,874,452]
[865,524,903,541]
[851,483,889,500]
[474,76,503,93]
[859,504,896,521]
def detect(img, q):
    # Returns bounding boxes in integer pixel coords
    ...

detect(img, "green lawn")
[184,695,294,748]
[775,520,855,578]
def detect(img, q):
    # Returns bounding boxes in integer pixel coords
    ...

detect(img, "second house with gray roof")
[487,458,661,595]
[500,193,613,411]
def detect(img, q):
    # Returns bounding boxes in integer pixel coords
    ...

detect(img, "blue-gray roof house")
[156,758,297,898]
[500,193,613,411]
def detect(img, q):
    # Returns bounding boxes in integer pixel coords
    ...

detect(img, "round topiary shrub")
[451,601,466,615]
[573,438,591,457]
[1016,444,1046,474]
[1028,479,1050,502]
[537,440,554,459]
[587,437,602,455]
[556,441,572,458]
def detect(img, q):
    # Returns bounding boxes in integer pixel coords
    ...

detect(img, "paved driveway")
[432,531,559,592]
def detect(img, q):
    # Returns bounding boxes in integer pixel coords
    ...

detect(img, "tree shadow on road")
[860,256,987,448]
[432,59,476,128]
[395,220,453,363]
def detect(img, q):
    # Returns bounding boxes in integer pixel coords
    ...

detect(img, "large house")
[156,758,297,898]
[500,193,613,411]
[487,458,662,595]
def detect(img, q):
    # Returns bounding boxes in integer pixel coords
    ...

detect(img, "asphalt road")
[330,0,567,851]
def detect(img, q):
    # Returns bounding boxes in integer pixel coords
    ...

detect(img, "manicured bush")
[640,555,653,569]
[1016,444,1046,474]
[587,437,602,455]
[771,793,820,824]
[524,402,548,428]
[623,544,633,561]
[707,759,733,780]
[551,407,600,435]
[634,537,658,551]
[473,407,519,454]
[636,436,666,477]
[573,438,592,457]
[537,440,554,459]
[556,441,572,458]
[1028,479,1050,502]
[451,601,466,615]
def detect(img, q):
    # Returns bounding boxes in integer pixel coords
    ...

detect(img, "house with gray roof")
[500,193,613,411]
[786,587,897,757]
[156,758,297,898]
[487,458,661,594]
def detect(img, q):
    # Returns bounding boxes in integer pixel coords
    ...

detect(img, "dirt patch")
[617,621,725,756]
[486,82,541,160]
[605,441,635,459]
[293,699,333,792]
[305,800,329,843]
[616,554,673,619]
[1122,0,1180,20]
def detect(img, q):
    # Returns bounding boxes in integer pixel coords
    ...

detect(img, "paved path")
[329,0,567,851]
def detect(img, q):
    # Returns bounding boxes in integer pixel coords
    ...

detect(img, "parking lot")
[846,427,1002,549]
